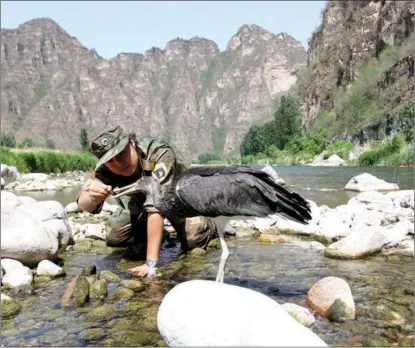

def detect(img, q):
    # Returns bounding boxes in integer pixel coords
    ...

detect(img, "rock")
[36,260,65,277]
[1,209,60,266]
[99,270,121,283]
[281,303,315,327]
[345,173,399,192]
[84,223,106,240]
[261,164,286,185]
[382,239,414,257]
[21,173,50,182]
[316,211,351,243]
[325,219,411,259]
[65,202,82,213]
[385,190,414,210]
[157,279,328,346]
[1,164,22,184]
[1,260,33,288]
[89,279,108,302]
[0,293,22,319]
[18,196,37,205]
[1,191,21,210]
[306,276,355,322]
[311,154,347,167]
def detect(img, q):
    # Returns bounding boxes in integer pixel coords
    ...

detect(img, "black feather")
[153,165,312,224]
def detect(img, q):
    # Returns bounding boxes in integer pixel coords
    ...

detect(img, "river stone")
[1,191,21,210]
[89,279,108,302]
[345,173,399,192]
[0,293,22,319]
[121,279,145,292]
[306,276,355,321]
[157,279,328,346]
[36,260,65,277]
[107,285,134,303]
[281,303,315,327]
[99,270,121,283]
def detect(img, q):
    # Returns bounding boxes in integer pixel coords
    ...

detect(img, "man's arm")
[77,177,112,214]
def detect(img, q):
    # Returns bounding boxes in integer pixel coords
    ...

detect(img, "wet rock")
[109,329,161,346]
[89,279,108,302]
[306,276,355,322]
[82,264,97,276]
[99,270,121,283]
[34,275,53,284]
[36,260,65,277]
[61,275,90,308]
[121,279,145,292]
[345,173,399,192]
[86,305,117,321]
[281,303,315,327]
[0,293,22,319]
[258,234,286,244]
[190,248,208,256]
[158,279,327,346]
[78,328,106,341]
[107,285,135,303]
[73,238,93,252]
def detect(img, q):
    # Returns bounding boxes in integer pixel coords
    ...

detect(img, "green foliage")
[324,140,354,160]
[273,95,302,150]
[197,152,221,164]
[284,130,329,156]
[79,128,90,152]
[45,138,55,149]
[240,125,267,157]
[398,103,414,143]
[0,147,97,174]
[0,132,16,148]
[212,125,226,154]
[18,138,34,148]
[358,134,405,166]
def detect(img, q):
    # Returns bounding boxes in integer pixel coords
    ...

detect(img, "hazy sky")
[1,1,327,59]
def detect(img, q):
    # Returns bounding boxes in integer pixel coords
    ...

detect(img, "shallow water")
[1,238,413,347]
[2,165,414,346]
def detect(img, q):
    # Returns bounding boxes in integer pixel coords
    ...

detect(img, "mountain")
[295,0,414,142]
[0,19,306,158]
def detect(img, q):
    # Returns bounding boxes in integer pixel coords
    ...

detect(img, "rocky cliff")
[1,19,306,158]
[296,0,414,140]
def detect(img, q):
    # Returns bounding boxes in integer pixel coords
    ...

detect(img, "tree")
[79,128,90,152]
[45,138,55,149]
[21,138,34,148]
[274,95,302,150]
[0,132,16,148]
[239,125,267,157]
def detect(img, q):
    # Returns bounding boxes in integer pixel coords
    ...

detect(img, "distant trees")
[240,95,302,157]
[0,132,16,148]
[79,128,90,152]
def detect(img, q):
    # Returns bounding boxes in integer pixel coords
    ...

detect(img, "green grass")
[0,147,97,174]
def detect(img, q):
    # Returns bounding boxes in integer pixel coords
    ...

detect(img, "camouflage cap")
[90,126,130,169]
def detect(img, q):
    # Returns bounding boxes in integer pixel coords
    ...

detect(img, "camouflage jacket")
[80,135,185,215]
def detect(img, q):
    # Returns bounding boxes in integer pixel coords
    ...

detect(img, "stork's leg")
[215,227,229,283]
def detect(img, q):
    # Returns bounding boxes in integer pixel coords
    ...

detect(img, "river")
[1,165,414,347]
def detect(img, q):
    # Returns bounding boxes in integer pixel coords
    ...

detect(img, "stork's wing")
[175,166,312,224]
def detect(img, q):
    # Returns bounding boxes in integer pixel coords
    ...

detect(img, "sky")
[1,1,327,59]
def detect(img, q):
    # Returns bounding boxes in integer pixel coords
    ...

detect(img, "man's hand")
[78,184,112,212]
[127,263,157,278]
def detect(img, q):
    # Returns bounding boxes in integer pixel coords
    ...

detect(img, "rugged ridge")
[296,0,414,133]
[1,19,306,158]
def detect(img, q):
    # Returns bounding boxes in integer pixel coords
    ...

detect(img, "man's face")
[104,140,139,176]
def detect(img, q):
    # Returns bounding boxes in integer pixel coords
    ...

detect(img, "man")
[77,126,217,278]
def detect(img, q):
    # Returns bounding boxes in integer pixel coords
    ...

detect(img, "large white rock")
[157,280,327,347]
[1,164,22,184]
[345,173,399,192]
[1,209,60,266]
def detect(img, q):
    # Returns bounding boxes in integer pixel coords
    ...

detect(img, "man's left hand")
[127,264,157,278]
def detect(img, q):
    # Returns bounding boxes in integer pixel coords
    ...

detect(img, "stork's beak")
[110,178,150,199]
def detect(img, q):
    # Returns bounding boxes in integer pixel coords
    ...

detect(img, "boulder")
[345,173,399,192]
[157,279,327,347]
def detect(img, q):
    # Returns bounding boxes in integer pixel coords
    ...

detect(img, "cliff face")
[1,19,306,158]
[296,0,414,133]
